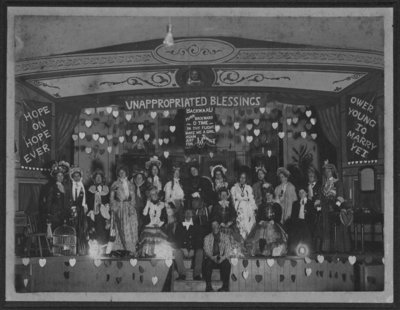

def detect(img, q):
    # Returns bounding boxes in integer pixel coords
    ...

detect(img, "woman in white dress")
[145,156,163,194]
[274,167,297,224]
[230,172,257,240]
[164,164,185,220]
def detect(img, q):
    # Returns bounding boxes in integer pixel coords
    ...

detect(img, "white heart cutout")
[306,110,312,118]
[169,126,176,133]
[163,138,169,144]
[240,135,245,142]
[246,136,253,143]
[22,257,30,266]
[242,270,249,279]
[79,132,86,139]
[292,117,299,124]
[84,108,93,115]
[106,134,113,141]
[301,131,307,139]
[158,138,163,146]
[311,133,317,140]
[278,132,285,139]
[132,135,138,143]
[125,113,132,122]
[144,134,150,141]
[138,124,144,131]
[163,111,170,117]
[165,259,173,268]
[234,122,240,130]
[310,118,317,125]
[107,146,112,153]
[267,150,272,158]
[215,125,221,132]
[304,257,312,264]
[305,267,312,276]
[85,147,92,154]
[272,122,278,129]
[266,259,275,267]
[246,123,253,131]
[23,278,29,287]
[266,107,271,114]
[92,133,99,141]
[130,258,138,267]
[99,137,105,144]
[221,118,227,125]
[317,255,324,264]
[126,130,132,136]
[85,120,92,128]
[254,129,260,136]
[230,257,238,266]
[112,110,119,118]
[152,276,158,285]
[72,134,78,141]
[39,258,46,267]
[348,256,357,265]
[163,151,170,158]
[150,112,157,119]
[106,107,113,114]
[94,259,102,267]
[209,152,214,158]
[259,107,266,114]
[69,258,76,267]
[254,119,260,125]
[118,136,125,143]
[286,118,292,126]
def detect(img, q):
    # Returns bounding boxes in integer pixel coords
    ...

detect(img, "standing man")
[203,220,231,292]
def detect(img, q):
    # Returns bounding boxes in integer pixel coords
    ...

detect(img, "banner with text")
[346,93,379,165]
[19,100,53,168]
[118,93,266,111]
[185,107,216,150]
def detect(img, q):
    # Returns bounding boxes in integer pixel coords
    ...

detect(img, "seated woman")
[211,187,245,257]
[138,186,169,257]
[247,188,287,257]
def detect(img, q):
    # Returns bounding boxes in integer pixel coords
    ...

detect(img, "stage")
[15,254,384,293]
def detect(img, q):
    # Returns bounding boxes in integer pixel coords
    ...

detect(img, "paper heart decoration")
[287,132,293,138]
[92,133,99,141]
[163,111,170,117]
[152,276,158,285]
[98,137,105,144]
[209,152,214,158]
[39,258,46,267]
[106,107,113,114]
[23,278,29,287]
[266,259,275,267]
[107,146,112,153]
[221,118,227,125]
[317,255,324,264]
[22,257,30,266]
[246,123,253,131]
[165,259,173,268]
[266,107,272,114]
[79,132,86,139]
[305,267,312,276]
[348,256,357,265]
[106,134,113,141]
[292,117,299,124]
[286,118,292,126]
[234,122,240,130]
[163,138,169,144]
[112,110,119,118]
[230,257,238,266]
[138,124,144,131]
[242,270,249,279]
[150,111,157,119]
[94,259,102,267]
[132,135,138,143]
[305,123,312,130]
[84,108,93,115]
[267,150,272,158]
[253,129,260,136]
[240,135,245,142]
[126,130,132,136]
[246,136,253,143]
[311,133,317,140]
[118,136,125,143]
[310,118,317,125]
[301,131,307,139]
[130,258,138,267]
[169,125,176,133]
[305,110,312,118]
[144,134,150,141]
[254,118,260,125]
[125,113,132,122]
[72,134,78,141]
[158,138,163,146]
[215,125,221,132]
[278,132,285,139]
[255,274,263,283]
[304,257,312,264]
[85,147,92,154]
[69,258,76,267]
[85,120,92,128]
[259,107,266,114]
[272,122,278,129]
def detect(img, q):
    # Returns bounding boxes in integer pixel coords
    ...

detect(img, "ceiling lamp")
[163,18,174,47]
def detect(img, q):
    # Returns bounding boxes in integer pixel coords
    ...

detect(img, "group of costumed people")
[41,157,352,268]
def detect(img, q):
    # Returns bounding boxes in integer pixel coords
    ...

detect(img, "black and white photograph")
[4,5,395,305]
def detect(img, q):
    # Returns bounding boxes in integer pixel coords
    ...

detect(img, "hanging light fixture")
[163,17,174,47]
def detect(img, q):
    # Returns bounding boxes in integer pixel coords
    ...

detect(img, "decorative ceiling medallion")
[153,39,236,64]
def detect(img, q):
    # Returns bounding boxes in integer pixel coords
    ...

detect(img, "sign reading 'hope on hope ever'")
[346,94,379,164]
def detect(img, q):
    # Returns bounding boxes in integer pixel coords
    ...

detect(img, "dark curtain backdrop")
[316,104,341,148]
[55,108,80,162]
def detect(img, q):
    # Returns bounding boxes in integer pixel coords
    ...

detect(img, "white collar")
[182,219,193,229]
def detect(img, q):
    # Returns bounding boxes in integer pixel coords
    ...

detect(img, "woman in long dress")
[145,156,163,195]
[274,167,297,224]
[231,172,257,240]
[110,166,138,255]
[252,166,272,209]
[164,164,185,220]
[131,170,149,233]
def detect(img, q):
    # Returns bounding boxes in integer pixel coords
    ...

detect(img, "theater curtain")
[55,109,80,161]
[317,104,340,148]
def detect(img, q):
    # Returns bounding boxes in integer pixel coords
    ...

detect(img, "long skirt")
[246,222,288,257]
[113,202,138,254]
[220,225,247,257]
[72,206,89,255]
[138,227,171,258]
[235,201,256,241]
